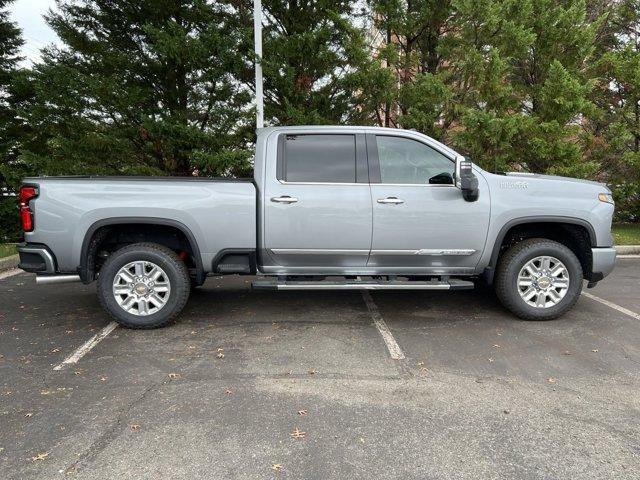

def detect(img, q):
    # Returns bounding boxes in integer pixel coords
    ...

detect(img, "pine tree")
[366,0,600,177]
[20,0,253,178]
[595,0,640,220]
[0,0,26,240]
[232,0,390,125]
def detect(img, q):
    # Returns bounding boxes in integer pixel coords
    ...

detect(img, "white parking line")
[581,292,640,321]
[618,255,640,259]
[53,322,119,371]
[361,291,405,360]
[0,268,22,280]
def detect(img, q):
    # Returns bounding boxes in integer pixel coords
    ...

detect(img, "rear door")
[367,133,490,273]
[263,132,372,268]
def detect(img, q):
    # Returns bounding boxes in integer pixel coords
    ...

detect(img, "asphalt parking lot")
[1,259,639,480]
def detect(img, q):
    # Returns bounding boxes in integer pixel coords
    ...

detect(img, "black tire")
[495,238,583,321]
[97,242,190,329]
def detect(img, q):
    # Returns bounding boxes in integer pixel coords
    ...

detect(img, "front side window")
[282,134,356,183]
[376,136,454,185]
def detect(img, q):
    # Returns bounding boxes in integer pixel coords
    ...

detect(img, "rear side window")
[280,134,356,183]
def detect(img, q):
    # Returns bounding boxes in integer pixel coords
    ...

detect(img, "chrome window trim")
[276,180,365,186]
[276,180,456,187]
[374,183,456,188]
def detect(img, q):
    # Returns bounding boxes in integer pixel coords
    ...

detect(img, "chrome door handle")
[377,197,404,204]
[271,195,298,204]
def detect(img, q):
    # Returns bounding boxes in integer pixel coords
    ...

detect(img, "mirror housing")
[454,156,479,202]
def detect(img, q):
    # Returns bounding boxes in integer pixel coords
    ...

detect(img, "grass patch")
[0,244,16,258]
[613,224,640,245]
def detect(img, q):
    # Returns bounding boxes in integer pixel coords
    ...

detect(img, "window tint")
[282,134,356,183]
[376,136,454,185]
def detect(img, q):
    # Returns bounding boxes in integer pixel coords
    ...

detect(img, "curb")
[615,245,640,255]
[0,254,19,272]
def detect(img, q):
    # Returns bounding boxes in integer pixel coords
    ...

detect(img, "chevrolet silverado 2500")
[17,126,617,328]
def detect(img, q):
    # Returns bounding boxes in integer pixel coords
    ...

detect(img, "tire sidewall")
[501,242,583,319]
[98,247,188,327]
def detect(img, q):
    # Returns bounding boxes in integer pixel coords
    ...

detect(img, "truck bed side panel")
[24,178,256,273]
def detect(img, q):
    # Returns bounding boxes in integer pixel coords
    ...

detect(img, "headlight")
[598,193,614,204]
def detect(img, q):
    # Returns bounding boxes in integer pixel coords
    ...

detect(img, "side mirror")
[454,156,479,202]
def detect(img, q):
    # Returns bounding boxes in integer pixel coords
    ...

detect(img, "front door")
[367,134,490,273]
[263,132,372,268]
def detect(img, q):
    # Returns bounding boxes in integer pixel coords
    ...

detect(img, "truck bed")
[23,176,257,273]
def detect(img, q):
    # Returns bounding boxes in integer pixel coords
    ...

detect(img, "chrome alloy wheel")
[517,255,570,308]
[112,261,171,316]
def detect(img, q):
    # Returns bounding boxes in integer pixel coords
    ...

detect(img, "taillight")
[19,186,38,232]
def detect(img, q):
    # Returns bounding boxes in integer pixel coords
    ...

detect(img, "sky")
[9,0,60,65]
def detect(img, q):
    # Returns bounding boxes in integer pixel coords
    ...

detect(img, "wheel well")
[491,222,593,280]
[81,222,202,283]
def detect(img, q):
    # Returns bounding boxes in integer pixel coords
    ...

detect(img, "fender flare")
[484,216,597,284]
[79,217,204,284]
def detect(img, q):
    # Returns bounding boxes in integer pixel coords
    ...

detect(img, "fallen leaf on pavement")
[129,424,140,432]
[547,377,557,383]
[51,348,60,353]
[308,369,317,375]
[492,344,501,348]
[31,452,49,462]
[226,388,233,395]
[290,427,306,439]
[217,352,225,359]
[297,410,308,416]
[271,464,282,471]
[592,349,599,353]
[417,361,424,366]
[168,373,180,379]
[24,413,33,418]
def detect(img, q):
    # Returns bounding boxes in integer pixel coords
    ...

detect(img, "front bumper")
[17,243,56,273]
[591,247,617,281]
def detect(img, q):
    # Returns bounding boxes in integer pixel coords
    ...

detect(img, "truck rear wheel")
[97,242,190,329]
[495,238,583,321]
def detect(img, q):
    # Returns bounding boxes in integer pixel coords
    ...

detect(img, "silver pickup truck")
[17,126,617,328]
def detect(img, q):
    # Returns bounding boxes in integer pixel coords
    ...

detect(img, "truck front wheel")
[97,242,191,329]
[495,238,583,321]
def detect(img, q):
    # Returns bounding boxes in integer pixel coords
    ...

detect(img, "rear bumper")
[591,247,616,281]
[17,243,56,273]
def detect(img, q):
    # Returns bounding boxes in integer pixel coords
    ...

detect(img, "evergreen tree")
[20,0,253,178]
[0,0,26,240]
[595,0,640,220]
[367,0,600,177]
[233,0,391,125]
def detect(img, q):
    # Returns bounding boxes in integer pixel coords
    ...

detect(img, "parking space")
[1,260,639,479]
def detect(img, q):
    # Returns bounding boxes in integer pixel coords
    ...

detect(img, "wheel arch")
[79,217,204,285]
[485,216,597,284]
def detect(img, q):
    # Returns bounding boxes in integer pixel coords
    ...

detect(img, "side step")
[252,278,474,291]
